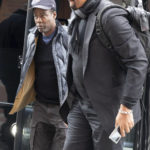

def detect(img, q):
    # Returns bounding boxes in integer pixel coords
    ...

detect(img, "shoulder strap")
[96,1,126,49]
[95,1,128,71]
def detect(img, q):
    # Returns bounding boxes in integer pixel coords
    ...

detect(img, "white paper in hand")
[109,126,121,144]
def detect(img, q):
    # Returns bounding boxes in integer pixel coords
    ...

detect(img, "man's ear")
[53,11,57,19]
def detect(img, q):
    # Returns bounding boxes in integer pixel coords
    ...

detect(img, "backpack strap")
[96,1,126,49]
[96,1,128,71]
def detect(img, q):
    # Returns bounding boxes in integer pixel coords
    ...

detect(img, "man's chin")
[69,1,77,9]
[70,5,78,10]
[37,28,43,33]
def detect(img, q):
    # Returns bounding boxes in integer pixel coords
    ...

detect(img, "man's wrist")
[120,104,132,111]
[119,104,133,114]
[119,109,133,115]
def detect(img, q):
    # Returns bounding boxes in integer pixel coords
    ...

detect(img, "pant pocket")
[30,122,56,150]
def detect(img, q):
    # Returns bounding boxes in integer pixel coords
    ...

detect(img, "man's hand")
[115,104,134,137]
[64,123,68,128]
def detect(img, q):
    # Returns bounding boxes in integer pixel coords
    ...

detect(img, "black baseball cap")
[31,0,56,10]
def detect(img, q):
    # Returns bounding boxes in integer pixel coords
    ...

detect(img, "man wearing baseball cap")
[31,0,56,10]
[9,0,68,150]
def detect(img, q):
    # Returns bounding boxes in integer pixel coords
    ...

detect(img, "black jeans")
[63,99,123,150]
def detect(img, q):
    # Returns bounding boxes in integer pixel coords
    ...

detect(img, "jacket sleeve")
[102,8,148,109]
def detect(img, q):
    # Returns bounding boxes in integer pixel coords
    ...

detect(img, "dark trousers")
[30,101,67,150]
[63,99,123,150]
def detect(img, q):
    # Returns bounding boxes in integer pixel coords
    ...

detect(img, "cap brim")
[30,5,52,10]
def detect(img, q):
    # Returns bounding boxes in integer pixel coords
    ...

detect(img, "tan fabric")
[9,61,36,114]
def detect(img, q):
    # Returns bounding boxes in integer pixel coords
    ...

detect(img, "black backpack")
[96,1,150,72]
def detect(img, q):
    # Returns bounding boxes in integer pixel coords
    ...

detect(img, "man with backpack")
[61,0,148,149]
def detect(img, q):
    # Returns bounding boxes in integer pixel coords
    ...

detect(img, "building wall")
[0,0,27,22]
[0,0,71,23]
[57,0,71,19]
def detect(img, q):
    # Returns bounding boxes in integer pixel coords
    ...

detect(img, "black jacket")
[60,1,148,133]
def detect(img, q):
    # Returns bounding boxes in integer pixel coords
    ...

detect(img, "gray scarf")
[68,0,100,54]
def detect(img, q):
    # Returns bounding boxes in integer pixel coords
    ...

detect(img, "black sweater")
[34,34,59,104]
